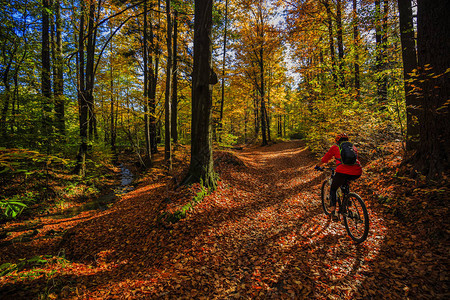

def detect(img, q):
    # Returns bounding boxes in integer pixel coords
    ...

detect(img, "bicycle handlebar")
[314,166,335,172]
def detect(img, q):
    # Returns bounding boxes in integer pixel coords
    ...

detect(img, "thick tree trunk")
[185,0,217,188]
[164,0,173,170]
[398,0,419,150]
[412,0,450,178]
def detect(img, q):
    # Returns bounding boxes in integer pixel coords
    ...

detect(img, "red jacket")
[321,145,362,176]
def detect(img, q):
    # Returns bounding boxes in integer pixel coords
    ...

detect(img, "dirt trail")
[0,141,441,299]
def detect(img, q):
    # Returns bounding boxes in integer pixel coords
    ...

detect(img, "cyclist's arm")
[321,145,338,164]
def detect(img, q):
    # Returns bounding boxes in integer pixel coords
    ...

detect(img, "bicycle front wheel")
[343,193,369,243]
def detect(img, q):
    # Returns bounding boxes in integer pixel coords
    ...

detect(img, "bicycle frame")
[321,167,351,215]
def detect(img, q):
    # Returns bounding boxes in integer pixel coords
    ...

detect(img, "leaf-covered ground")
[0,140,448,299]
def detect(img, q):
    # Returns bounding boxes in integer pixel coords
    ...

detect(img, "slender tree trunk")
[11,70,19,134]
[149,0,161,154]
[336,0,345,88]
[266,67,271,142]
[53,0,65,137]
[412,0,450,178]
[86,1,96,141]
[382,0,388,103]
[1,51,13,143]
[375,0,387,105]
[143,0,152,165]
[257,5,267,146]
[75,4,88,176]
[323,0,337,84]
[352,0,360,101]
[259,50,267,146]
[375,0,382,93]
[109,26,116,155]
[254,90,259,136]
[42,0,53,142]
[164,0,173,170]
[185,0,217,188]
[398,0,419,150]
[219,0,228,140]
[171,10,178,144]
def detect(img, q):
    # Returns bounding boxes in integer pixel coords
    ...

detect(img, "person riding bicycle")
[316,133,362,219]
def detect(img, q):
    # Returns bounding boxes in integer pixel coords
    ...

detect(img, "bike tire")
[321,180,338,216]
[343,193,369,243]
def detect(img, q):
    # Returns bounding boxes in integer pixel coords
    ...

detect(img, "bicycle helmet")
[335,133,349,144]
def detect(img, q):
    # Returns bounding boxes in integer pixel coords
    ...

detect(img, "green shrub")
[0,192,35,219]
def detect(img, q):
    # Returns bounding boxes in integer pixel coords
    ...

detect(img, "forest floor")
[0,140,448,299]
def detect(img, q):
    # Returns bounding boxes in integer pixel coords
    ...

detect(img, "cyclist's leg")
[346,174,361,182]
[330,173,347,212]
[340,174,361,210]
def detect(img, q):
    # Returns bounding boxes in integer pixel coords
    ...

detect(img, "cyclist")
[316,133,362,219]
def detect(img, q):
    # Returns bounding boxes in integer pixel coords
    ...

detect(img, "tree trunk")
[185,0,217,188]
[323,0,337,84]
[336,0,345,88]
[86,1,98,141]
[143,0,152,165]
[352,0,360,101]
[375,0,387,105]
[1,56,12,143]
[164,0,173,170]
[75,4,88,176]
[42,0,53,142]
[398,0,419,150]
[412,0,450,178]
[171,10,178,144]
[109,26,116,155]
[382,0,389,103]
[219,0,228,141]
[254,90,259,136]
[53,0,65,137]
[257,5,267,146]
[259,49,267,146]
[149,0,161,154]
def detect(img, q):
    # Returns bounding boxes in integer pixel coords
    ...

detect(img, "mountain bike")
[316,166,369,243]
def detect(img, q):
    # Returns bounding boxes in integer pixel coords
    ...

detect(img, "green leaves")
[0,198,28,219]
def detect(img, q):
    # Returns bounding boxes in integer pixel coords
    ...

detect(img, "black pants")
[330,172,361,208]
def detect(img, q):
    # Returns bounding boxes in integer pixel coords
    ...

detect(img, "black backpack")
[338,141,358,165]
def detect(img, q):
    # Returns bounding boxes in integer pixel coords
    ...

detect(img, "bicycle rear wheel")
[321,180,339,216]
[343,193,369,243]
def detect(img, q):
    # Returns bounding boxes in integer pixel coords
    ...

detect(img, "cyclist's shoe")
[330,210,339,221]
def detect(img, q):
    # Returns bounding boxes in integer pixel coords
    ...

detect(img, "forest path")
[59,140,389,299]
[0,140,435,299]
